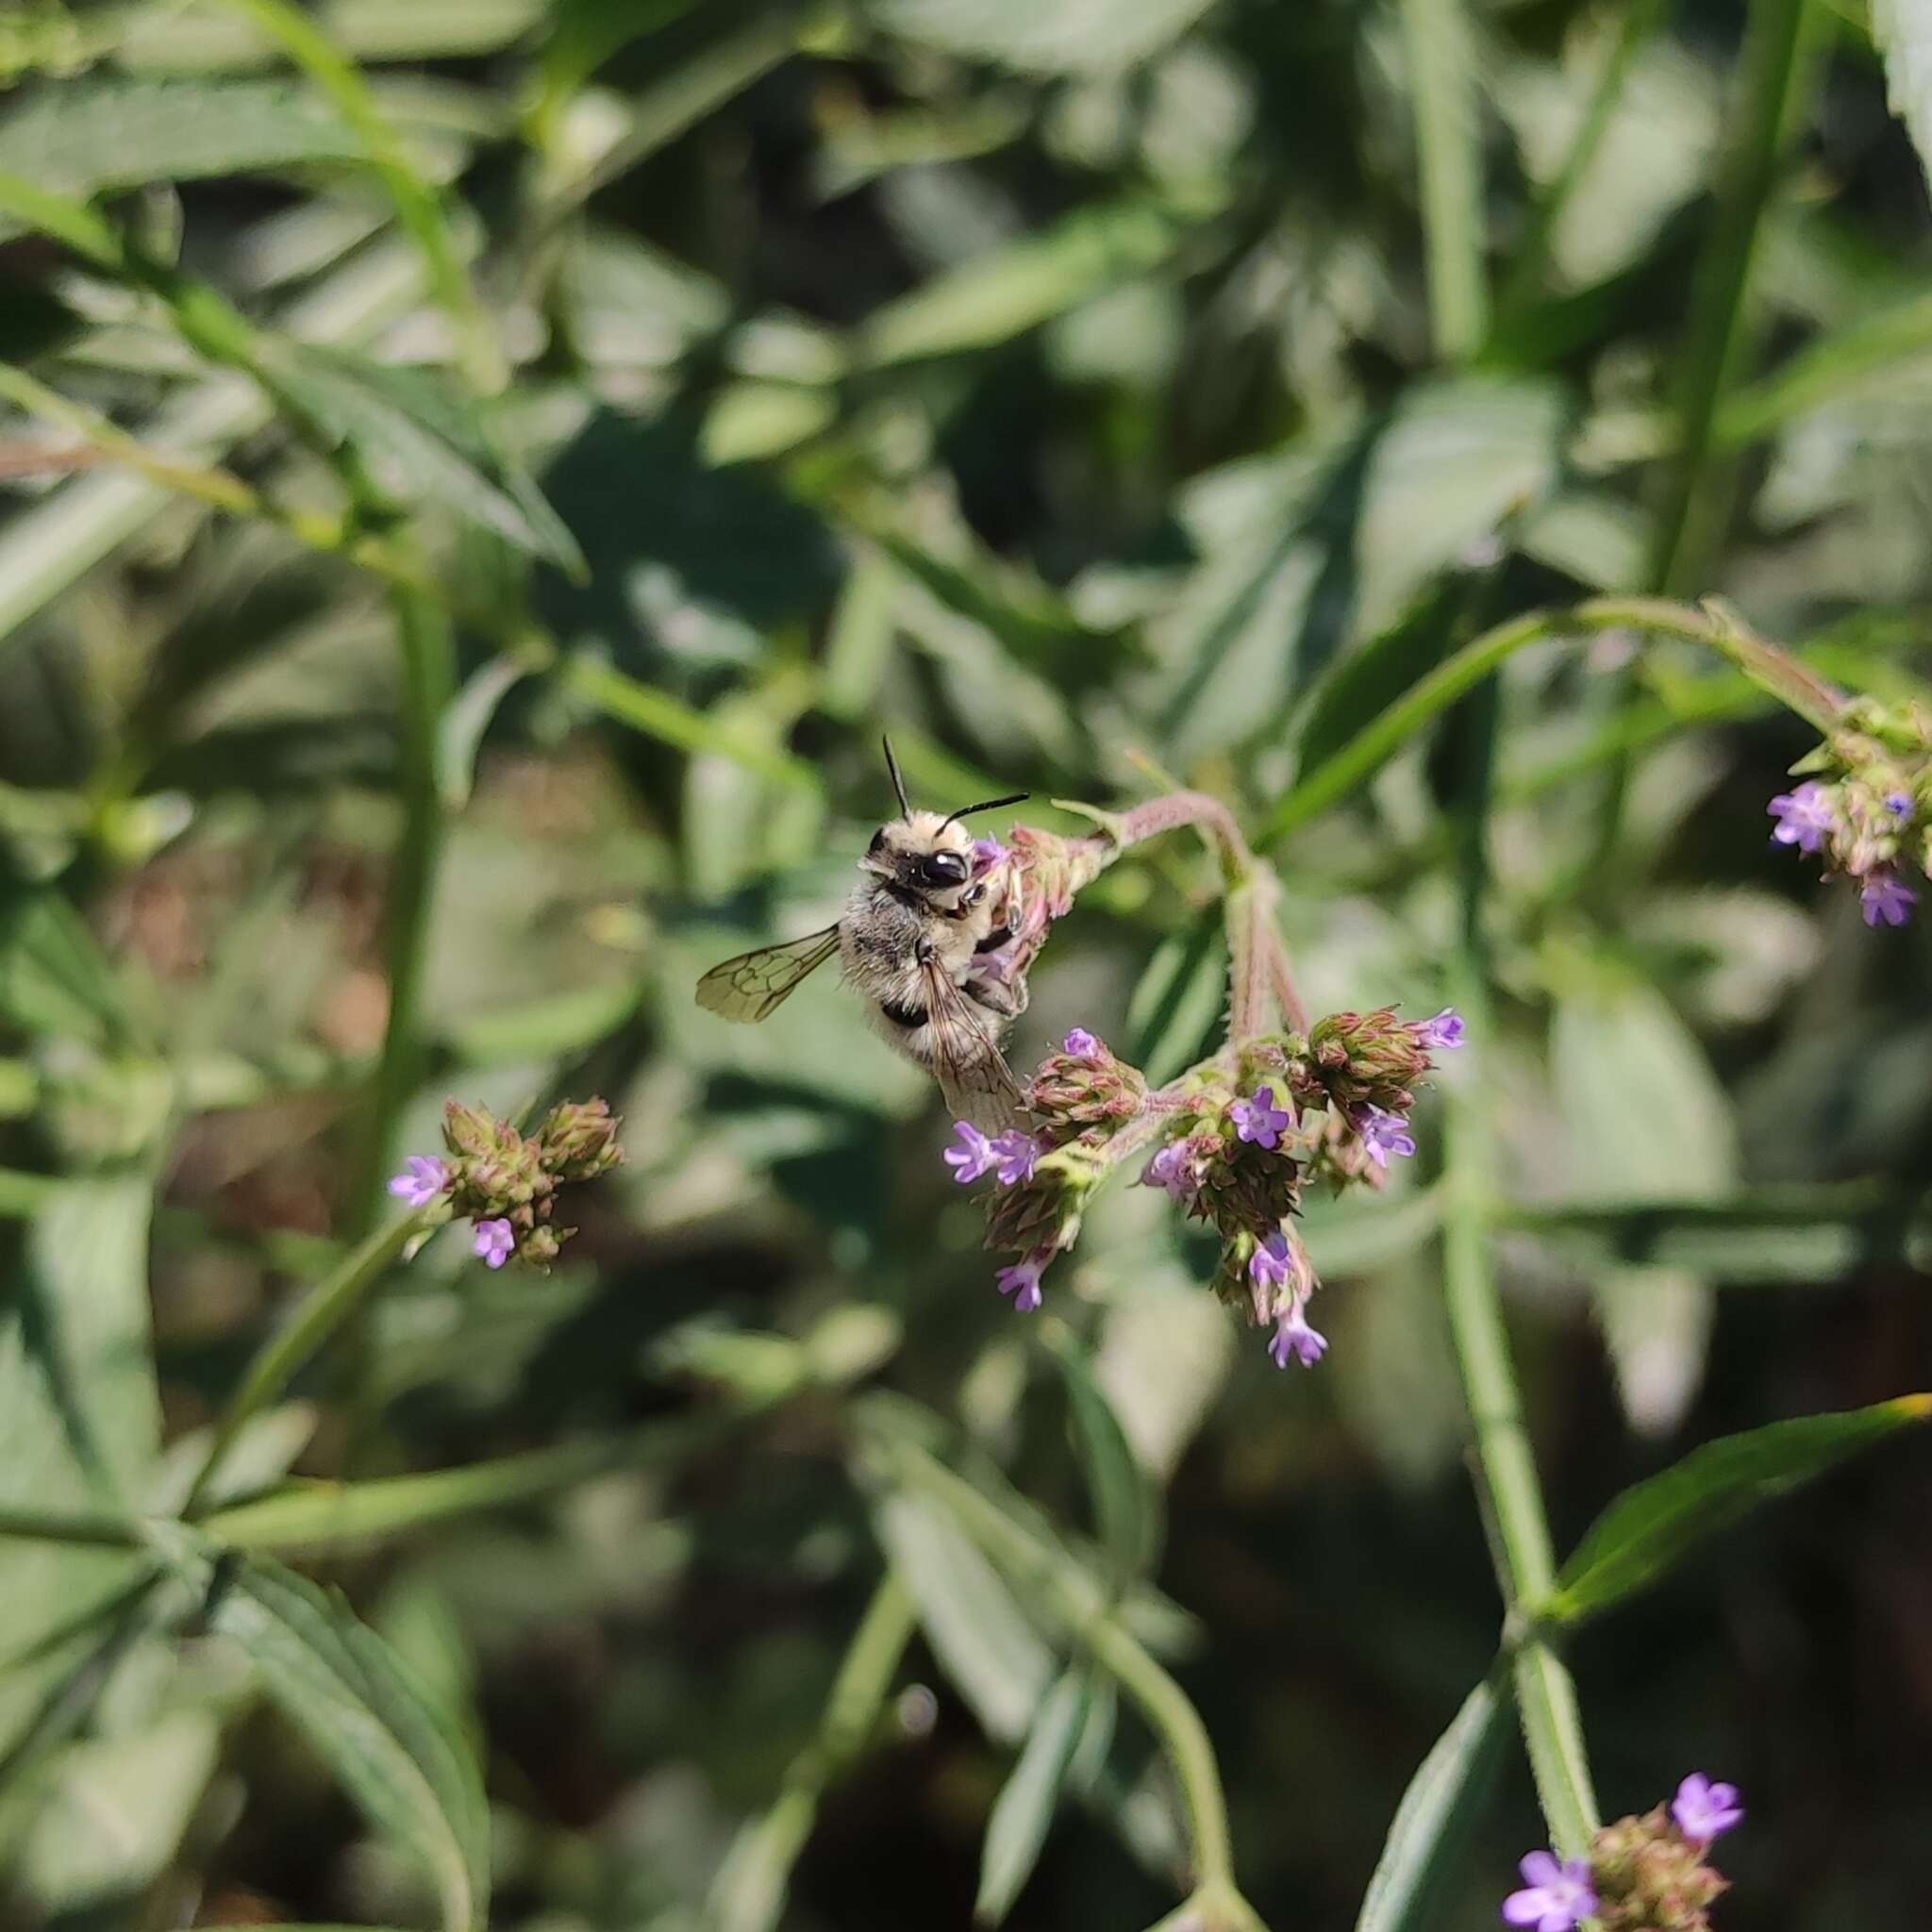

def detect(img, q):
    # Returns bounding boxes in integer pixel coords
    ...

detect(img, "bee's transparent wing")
[695,925,841,1023]
[922,958,1027,1133]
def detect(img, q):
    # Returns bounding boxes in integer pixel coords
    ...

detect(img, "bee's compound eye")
[921,850,969,886]
[867,827,887,856]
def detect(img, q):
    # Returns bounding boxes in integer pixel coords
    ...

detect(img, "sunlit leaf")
[208,1556,490,1932]
[1548,1397,1932,1624]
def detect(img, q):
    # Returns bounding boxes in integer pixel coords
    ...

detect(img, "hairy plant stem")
[349,587,456,1236]
[1262,594,1845,844]
[880,1436,1256,1915]
[1112,792,1306,1033]
[181,1209,434,1518]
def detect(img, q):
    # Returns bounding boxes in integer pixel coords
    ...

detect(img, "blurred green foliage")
[2,1,1932,1929]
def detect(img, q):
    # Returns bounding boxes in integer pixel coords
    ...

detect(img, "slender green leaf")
[867,0,1217,75]
[1400,0,1488,357]
[1043,1326,1158,1583]
[975,1668,1091,1925]
[872,1491,1056,1745]
[1547,1396,1932,1624]
[0,892,132,1047]
[1354,1674,1510,1932]
[0,78,359,237]
[0,1179,156,1756]
[858,199,1184,367]
[264,346,584,573]
[208,1556,490,1932]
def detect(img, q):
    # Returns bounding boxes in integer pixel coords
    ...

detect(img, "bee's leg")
[967,968,1027,1020]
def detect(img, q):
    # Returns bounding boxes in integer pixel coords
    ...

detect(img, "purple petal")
[1501,1890,1552,1928]
[1061,1027,1100,1060]
[1518,1852,1560,1889]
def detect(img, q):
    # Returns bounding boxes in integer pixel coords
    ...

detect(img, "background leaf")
[1549,1397,1932,1624]
[207,1556,491,1932]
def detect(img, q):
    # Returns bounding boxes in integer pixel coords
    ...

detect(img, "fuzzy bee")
[695,740,1031,1131]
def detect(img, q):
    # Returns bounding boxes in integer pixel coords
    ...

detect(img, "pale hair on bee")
[695,738,1030,1131]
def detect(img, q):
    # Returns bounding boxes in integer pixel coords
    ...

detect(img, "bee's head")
[866,736,1026,903]
[863,812,980,900]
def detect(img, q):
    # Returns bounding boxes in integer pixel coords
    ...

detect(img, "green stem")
[1650,0,1813,594]
[1261,595,1844,844]
[1441,969,1600,1858]
[1400,0,1489,359]
[217,0,503,392]
[182,1209,430,1517]
[880,1437,1241,1901]
[706,1574,918,1932]
[350,588,455,1235]
[0,1505,142,1547]
[201,1412,748,1551]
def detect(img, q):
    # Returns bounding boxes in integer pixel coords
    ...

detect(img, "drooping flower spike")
[1268,1297,1327,1369]
[387,1155,450,1208]
[1355,1103,1416,1168]
[1861,869,1917,927]
[1671,1773,1743,1845]
[994,1249,1050,1311]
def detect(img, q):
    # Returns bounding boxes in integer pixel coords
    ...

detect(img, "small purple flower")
[1414,1007,1465,1051]
[472,1218,515,1269]
[1140,1141,1197,1204]
[970,836,1009,877]
[1061,1027,1101,1061]
[1501,1851,1596,1932]
[1887,791,1914,819]
[387,1155,450,1208]
[1248,1230,1292,1294]
[1861,869,1917,927]
[990,1129,1040,1188]
[994,1250,1048,1312]
[944,1121,997,1183]
[1356,1104,1417,1168]
[1229,1085,1291,1152]
[1672,1773,1743,1844]
[1268,1298,1328,1369]
[1767,780,1834,855]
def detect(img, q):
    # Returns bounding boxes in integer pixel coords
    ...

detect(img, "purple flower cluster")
[945,1121,1042,1188]
[1767,758,1926,928]
[1504,1774,1742,1931]
[389,1096,623,1271]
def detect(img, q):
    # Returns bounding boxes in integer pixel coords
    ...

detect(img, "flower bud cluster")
[387,1096,623,1270]
[1503,1774,1742,1932]
[1769,697,1932,925]
[974,823,1118,997]
[944,1009,1458,1374]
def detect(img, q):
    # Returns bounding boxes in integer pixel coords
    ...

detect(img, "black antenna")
[881,735,912,818]
[939,791,1028,830]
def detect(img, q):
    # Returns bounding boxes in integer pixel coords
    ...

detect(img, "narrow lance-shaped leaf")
[974,1668,1091,1925]
[872,1491,1055,1745]
[1546,1396,1932,1624]
[207,1555,490,1932]
[1043,1325,1158,1584]
[1354,1673,1511,1932]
